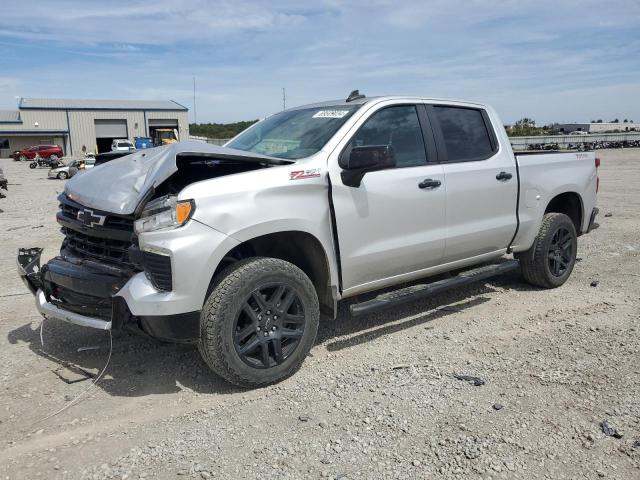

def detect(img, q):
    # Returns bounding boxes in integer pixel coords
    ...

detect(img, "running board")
[350,260,520,317]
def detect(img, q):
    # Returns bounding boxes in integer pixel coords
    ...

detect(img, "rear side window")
[433,106,494,161]
[349,105,427,167]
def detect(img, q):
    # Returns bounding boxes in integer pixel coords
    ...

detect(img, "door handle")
[419,179,441,189]
[496,171,513,181]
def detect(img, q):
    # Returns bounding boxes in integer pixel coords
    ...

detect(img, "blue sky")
[0,0,639,124]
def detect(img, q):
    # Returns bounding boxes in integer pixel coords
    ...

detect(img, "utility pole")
[193,76,197,124]
[282,87,286,111]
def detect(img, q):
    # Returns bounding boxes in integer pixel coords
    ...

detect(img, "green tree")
[506,118,548,137]
[189,120,259,139]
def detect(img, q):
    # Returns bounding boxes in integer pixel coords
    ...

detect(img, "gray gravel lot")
[0,151,639,479]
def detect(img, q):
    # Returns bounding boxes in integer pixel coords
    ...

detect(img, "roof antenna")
[346,89,365,102]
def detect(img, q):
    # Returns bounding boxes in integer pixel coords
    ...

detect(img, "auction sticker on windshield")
[312,110,350,119]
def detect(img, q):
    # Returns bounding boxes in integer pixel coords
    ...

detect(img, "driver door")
[328,104,446,295]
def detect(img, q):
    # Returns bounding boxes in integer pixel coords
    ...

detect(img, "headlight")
[134,195,194,234]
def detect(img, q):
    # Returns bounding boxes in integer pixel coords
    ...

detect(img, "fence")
[509,132,640,150]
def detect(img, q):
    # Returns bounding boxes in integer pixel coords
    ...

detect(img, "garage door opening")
[148,119,179,146]
[95,119,128,153]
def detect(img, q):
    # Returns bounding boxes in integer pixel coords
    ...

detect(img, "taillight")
[595,157,600,192]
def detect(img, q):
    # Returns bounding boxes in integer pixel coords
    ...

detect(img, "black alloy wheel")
[547,227,573,277]
[233,284,306,369]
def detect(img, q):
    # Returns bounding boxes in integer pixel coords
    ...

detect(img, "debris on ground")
[591,280,600,287]
[601,419,623,439]
[453,373,485,386]
[604,213,613,217]
[492,403,504,411]
[632,440,640,449]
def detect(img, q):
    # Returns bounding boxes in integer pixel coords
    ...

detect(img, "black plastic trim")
[327,176,343,293]
[506,155,522,253]
[138,311,200,343]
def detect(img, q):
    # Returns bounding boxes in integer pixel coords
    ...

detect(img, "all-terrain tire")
[199,257,319,388]
[518,212,577,288]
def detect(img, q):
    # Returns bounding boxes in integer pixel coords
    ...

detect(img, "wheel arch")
[210,230,337,319]
[544,191,584,234]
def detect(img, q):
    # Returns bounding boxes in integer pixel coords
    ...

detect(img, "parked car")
[134,137,154,149]
[48,157,95,180]
[111,139,135,152]
[13,144,63,161]
[18,92,599,388]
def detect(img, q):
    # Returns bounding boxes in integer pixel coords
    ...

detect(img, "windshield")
[227,105,360,159]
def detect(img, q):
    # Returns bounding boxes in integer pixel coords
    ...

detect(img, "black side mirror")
[339,145,396,187]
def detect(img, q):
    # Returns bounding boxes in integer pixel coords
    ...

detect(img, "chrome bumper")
[35,289,112,331]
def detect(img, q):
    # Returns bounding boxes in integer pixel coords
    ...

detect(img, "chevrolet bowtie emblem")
[77,208,106,227]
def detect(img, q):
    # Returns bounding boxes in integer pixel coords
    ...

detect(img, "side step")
[350,260,520,317]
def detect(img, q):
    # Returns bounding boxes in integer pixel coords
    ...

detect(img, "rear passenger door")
[427,105,518,263]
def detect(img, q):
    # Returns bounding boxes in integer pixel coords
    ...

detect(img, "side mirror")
[339,145,396,187]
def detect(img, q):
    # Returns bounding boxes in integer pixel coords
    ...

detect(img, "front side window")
[348,105,427,167]
[227,105,360,159]
[433,106,494,161]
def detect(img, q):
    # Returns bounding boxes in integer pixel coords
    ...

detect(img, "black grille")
[62,227,132,266]
[142,251,172,291]
[57,194,135,268]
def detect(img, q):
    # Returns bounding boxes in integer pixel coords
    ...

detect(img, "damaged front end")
[16,141,287,339]
[17,249,117,330]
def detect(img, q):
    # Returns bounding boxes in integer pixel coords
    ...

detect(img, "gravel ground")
[0,150,638,480]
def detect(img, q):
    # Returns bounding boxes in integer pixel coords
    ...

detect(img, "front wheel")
[29,162,36,169]
[57,171,68,180]
[517,212,577,288]
[199,257,319,388]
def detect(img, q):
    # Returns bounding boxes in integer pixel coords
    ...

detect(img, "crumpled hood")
[64,141,288,215]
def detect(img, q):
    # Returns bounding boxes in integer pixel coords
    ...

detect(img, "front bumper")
[17,220,239,343]
[34,289,112,330]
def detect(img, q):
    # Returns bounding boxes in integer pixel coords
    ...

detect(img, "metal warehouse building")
[0,98,189,158]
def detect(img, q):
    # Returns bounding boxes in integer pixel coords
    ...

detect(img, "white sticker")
[312,110,349,119]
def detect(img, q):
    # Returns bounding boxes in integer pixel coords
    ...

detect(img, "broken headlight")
[134,195,194,234]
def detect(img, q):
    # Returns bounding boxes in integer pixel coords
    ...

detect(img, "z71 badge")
[289,168,322,180]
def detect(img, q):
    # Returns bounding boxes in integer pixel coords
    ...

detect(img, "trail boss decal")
[289,168,322,180]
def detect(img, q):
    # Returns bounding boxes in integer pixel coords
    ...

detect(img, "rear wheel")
[518,212,577,288]
[29,162,36,169]
[199,257,319,388]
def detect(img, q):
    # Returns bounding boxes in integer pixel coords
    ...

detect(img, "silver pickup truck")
[18,92,599,387]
